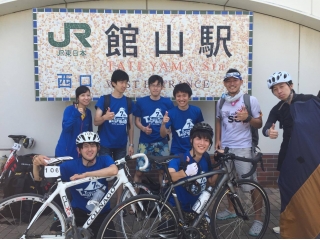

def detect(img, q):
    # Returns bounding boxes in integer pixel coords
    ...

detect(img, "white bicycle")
[0,153,153,239]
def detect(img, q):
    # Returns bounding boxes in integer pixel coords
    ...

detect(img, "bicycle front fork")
[228,192,249,220]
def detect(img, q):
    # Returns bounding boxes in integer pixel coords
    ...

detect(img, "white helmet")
[267,71,292,89]
[23,137,35,149]
[76,132,100,145]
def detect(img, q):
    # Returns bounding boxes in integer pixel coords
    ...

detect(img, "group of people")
[32,68,319,238]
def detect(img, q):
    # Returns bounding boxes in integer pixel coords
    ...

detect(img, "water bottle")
[86,186,106,212]
[192,186,213,214]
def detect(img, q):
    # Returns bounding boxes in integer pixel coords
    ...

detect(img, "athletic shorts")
[226,147,258,192]
[136,140,170,172]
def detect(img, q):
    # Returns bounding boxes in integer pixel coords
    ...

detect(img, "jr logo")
[48,23,92,48]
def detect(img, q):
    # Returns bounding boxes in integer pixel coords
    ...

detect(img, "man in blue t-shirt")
[168,123,217,239]
[32,132,118,238]
[94,69,135,203]
[133,75,174,188]
[160,83,204,154]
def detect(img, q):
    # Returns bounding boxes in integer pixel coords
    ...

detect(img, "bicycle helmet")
[76,132,100,145]
[267,71,292,89]
[23,137,35,149]
[190,123,214,145]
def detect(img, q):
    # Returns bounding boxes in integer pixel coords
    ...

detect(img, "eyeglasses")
[224,72,242,81]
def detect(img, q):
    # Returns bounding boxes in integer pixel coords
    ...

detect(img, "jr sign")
[33,8,253,101]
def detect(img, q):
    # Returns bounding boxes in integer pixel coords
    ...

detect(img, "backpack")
[97,94,133,133]
[2,153,38,199]
[1,154,41,220]
[178,152,212,172]
[219,94,260,150]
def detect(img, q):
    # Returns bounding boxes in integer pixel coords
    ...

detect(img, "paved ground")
[0,186,281,238]
[263,188,281,239]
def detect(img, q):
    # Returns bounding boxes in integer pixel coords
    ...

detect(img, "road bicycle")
[98,148,270,239]
[0,135,31,183]
[0,153,153,239]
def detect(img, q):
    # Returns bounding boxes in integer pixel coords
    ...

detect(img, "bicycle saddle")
[147,154,177,165]
[8,135,26,143]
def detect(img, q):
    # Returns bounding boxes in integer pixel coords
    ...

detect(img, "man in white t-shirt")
[215,68,263,237]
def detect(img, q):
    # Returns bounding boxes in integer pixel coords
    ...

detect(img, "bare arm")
[32,155,50,181]
[248,115,263,129]
[160,123,168,138]
[128,113,134,156]
[94,108,105,126]
[135,116,152,134]
[160,111,170,138]
[135,116,144,131]
[94,107,114,126]
[235,106,262,129]
[168,168,187,182]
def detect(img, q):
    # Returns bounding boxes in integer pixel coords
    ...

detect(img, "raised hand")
[162,111,170,124]
[144,124,152,135]
[185,158,198,177]
[104,107,115,121]
[268,123,278,139]
[235,106,249,121]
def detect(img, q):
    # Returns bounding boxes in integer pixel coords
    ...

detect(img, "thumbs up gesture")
[143,124,152,135]
[162,111,170,124]
[268,123,278,139]
[184,157,198,177]
[104,107,115,121]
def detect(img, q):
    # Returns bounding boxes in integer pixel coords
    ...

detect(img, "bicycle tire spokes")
[98,196,179,239]
[0,194,66,239]
[211,180,270,239]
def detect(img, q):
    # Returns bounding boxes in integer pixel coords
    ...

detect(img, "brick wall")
[125,153,280,188]
[257,154,279,188]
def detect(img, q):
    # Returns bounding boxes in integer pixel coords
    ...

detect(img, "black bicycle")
[97,148,270,239]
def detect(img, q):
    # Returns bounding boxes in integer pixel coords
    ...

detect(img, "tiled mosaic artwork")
[33,9,253,101]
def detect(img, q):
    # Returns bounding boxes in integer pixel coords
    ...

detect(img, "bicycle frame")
[161,164,233,229]
[0,142,21,181]
[21,153,148,238]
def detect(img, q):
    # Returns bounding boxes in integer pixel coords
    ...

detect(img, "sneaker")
[273,226,280,234]
[248,220,263,237]
[216,209,237,220]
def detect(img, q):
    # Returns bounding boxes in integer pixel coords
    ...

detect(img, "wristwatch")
[129,143,134,147]
[243,115,252,123]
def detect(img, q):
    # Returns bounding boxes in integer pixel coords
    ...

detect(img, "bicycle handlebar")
[214,147,264,178]
[46,156,73,165]
[114,153,149,171]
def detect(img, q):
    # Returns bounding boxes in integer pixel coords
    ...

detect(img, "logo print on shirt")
[110,107,127,125]
[76,180,103,199]
[176,119,194,138]
[143,108,163,125]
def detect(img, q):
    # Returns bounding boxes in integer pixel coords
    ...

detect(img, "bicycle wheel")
[0,193,66,239]
[211,179,270,239]
[120,182,153,202]
[97,194,179,239]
